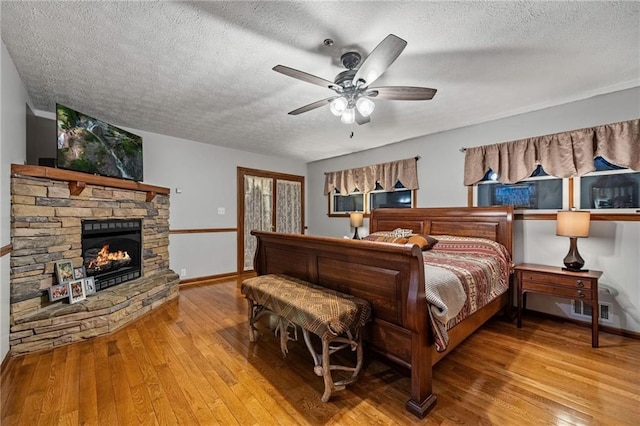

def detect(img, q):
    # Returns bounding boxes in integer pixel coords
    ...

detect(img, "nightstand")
[515,263,603,348]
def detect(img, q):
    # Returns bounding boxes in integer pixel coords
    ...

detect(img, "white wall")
[140,131,306,279]
[1,42,30,361]
[307,87,640,333]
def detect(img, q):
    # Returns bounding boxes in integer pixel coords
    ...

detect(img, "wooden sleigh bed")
[250,206,514,417]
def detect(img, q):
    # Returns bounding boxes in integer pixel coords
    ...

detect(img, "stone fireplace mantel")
[9,164,178,355]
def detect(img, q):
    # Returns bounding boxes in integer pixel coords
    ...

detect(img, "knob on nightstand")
[578,290,585,298]
[577,280,584,288]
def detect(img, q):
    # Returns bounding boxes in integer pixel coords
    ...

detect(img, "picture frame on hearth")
[54,260,74,284]
[84,276,96,296]
[68,279,86,304]
[48,283,69,302]
[73,265,86,280]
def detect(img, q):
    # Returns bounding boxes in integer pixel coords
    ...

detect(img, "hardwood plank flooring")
[2,278,639,425]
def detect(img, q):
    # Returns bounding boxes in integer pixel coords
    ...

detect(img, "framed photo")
[68,279,86,304]
[73,266,86,279]
[84,276,96,295]
[55,260,74,284]
[48,283,69,301]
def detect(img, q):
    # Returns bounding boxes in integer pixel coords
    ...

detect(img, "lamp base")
[563,237,585,272]
[352,227,360,240]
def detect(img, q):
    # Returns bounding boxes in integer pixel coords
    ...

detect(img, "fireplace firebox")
[81,219,142,291]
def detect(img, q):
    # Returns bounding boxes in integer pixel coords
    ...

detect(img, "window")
[577,157,640,211]
[369,182,414,209]
[329,182,416,215]
[325,157,419,216]
[476,166,564,211]
[330,189,364,214]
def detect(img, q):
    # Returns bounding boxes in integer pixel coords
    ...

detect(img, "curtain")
[464,119,640,185]
[244,175,273,270]
[276,180,302,233]
[324,157,419,195]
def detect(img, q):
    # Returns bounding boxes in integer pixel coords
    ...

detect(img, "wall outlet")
[180,268,187,277]
[217,207,225,215]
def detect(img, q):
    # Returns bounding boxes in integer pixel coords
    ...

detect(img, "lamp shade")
[341,107,355,124]
[356,97,375,117]
[329,97,348,116]
[556,210,590,238]
[349,212,364,227]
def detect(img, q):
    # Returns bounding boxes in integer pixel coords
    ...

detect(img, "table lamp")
[556,209,590,271]
[350,213,363,240]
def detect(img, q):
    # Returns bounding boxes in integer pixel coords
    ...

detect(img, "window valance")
[464,119,640,186]
[324,157,419,195]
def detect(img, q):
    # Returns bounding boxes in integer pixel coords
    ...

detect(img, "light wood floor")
[2,278,639,425]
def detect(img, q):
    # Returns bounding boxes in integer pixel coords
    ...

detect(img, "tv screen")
[56,104,143,181]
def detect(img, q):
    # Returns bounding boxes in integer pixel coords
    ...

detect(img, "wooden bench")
[241,274,372,402]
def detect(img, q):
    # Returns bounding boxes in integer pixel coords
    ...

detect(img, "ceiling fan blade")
[288,97,337,115]
[367,86,437,100]
[352,34,407,87]
[273,65,339,90]
[355,109,370,126]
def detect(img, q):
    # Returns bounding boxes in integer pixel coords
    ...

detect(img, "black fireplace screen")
[81,219,142,291]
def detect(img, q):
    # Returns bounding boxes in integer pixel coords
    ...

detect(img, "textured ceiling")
[2,1,639,163]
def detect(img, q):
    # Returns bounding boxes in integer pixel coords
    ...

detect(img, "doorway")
[237,167,305,274]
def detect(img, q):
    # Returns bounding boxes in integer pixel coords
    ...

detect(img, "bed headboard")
[369,206,514,256]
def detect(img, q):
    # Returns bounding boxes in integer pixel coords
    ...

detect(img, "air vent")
[600,304,610,321]
[571,300,612,323]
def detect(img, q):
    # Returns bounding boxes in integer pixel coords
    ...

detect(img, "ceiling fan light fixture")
[329,97,348,116]
[356,97,375,117]
[274,34,437,126]
[340,107,355,124]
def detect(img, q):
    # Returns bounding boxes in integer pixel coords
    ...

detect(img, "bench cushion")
[241,274,371,339]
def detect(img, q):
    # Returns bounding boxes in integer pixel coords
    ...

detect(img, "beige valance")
[324,157,419,195]
[464,119,640,186]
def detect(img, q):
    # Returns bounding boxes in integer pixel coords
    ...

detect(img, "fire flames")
[87,244,131,270]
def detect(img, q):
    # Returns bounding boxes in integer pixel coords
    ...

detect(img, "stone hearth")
[9,165,178,355]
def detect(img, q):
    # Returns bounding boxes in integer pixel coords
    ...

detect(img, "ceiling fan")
[273,34,437,125]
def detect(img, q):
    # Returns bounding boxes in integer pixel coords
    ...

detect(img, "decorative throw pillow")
[407,235,439,251]
[363,231,438,249]
[391,228,413,237]
[363,233,409,244]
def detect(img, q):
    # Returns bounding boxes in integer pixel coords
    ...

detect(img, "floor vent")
[571,300,612,323]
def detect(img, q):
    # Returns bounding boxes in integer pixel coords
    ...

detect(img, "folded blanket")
[425,265,466,324]
[425,265,466,352]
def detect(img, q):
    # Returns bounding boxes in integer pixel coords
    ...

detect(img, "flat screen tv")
[56,104,143,181]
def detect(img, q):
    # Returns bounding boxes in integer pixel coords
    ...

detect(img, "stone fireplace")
[9,164,179,355]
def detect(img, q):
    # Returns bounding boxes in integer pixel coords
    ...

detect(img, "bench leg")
[278,318,290,357]
[247,299,258,342]
[248,302,298,358]
[321,335,335,402]
[302,329,364,403]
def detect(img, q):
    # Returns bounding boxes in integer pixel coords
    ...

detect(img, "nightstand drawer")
[520,271,592,289]
[521,281,592,300]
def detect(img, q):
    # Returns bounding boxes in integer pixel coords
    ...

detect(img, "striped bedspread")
[424,236,511,352]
